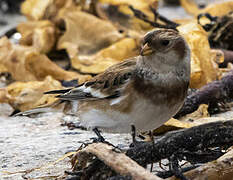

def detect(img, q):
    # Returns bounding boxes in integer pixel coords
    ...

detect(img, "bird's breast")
[128,89,185,132]
[132,76,188,109]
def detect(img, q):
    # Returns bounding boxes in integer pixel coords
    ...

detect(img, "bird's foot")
[129,125,145,148]
[92,128,105,143]
[61,121,87,130]
[91,128,122,153]
[169,154,188,180]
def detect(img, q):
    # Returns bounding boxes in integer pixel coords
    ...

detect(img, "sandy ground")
[0,0,232,179]
[0,103,131,179]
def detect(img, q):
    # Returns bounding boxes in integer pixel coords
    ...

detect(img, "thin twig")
[129,6,178,29]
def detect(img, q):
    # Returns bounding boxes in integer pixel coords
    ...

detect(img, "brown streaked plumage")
[27,28,191,133]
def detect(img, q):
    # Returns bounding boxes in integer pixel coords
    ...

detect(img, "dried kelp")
[198,12,233,51]
[0,76,62,111]
[0,37,90,82]
[180,0,233,17]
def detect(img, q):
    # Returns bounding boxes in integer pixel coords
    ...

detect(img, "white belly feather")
[79,96,183,133]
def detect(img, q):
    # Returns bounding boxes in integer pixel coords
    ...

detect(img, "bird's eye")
[160,40,170,46]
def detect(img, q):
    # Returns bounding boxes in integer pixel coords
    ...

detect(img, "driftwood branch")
[68,120,233,179]
[71,143,162,180]
[167,147,233,180]
[175,71,233,118]
[126,120,233,167]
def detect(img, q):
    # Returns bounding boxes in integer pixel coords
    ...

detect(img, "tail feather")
[15,99,64,116]
[15,107,58,116]
[44,89,71,94]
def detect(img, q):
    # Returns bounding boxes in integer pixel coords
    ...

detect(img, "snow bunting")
[46,28,191,133]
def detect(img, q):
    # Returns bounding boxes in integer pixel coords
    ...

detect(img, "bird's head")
[140,28,190,66]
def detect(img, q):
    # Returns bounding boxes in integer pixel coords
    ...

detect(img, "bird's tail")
[15,99,65,116]
[15,88,74,116]
[44,89,72,95]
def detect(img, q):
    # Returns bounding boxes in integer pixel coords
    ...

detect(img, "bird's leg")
[149,130,154,172]
[93,128,105,143]
[169,154,188,180]
[129,125,139,148]
[148,130,155,142]
[159,160,168,171]
[131,124,136,143]
[129,125,146,149]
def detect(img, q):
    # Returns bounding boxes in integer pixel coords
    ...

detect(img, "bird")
[28,28,191,135]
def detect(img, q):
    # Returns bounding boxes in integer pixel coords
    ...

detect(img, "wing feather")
[51,59,137,101]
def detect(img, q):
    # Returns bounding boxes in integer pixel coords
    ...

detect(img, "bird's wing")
[46,59,137,101]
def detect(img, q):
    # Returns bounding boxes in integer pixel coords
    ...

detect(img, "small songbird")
[46,28,191,134]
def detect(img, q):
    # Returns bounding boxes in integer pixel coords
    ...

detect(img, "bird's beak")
[140,43,154,56]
